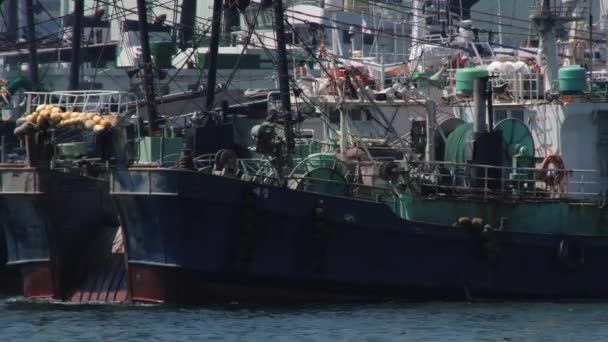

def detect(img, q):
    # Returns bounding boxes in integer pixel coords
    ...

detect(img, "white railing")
[24,91,137,116]
[593,70,608,82]
[408,160,606,203]
[445,71,544,103]
[490,72,544,103]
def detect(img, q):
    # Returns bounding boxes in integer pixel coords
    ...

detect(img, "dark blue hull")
[0,168,119,299]
[0,231,19,294]
[112,169,608,303]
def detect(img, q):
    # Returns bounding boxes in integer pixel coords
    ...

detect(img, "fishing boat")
[111,85,608,303]
[0,0,271,302]
[107,0,608,304]
[0,90,135,301]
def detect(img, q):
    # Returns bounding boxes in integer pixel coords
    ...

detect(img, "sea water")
[0,296,606,341]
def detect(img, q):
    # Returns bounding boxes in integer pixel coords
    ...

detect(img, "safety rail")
[490,72,544,103]
[193,154,216,170]
[233,158,395,204]
[24,91,137,116]
[408,160,606,203]
[111,165,398,207]
[445,70,544,103]
[115,154,607,204]
[238,158,274,178]
[294,174,397,204]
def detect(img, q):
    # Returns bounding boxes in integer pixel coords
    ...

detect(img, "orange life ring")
[539,154,566,187]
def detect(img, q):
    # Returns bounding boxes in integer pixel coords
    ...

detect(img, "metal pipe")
[69,0,84,90]
[272,0,294,151]
[334,58,348,159]
[136,0,158,134]
[497,0,503,45]
[473,77,487,135]
[159,134,164,166]
[533,0,559,92]
[487,78,494,130]
[292,25,296,79]
[1,135,6,163]
[24,0,39,90]
[590,13,594,82]
[205,0,223,111]
[25,134,34,167]
[380,55,385,88]
[425,100,436,162]
[393,22,397,61]
[338,104,348,158]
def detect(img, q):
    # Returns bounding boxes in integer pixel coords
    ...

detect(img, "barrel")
[455,68,489,95]
[558,65,587,93]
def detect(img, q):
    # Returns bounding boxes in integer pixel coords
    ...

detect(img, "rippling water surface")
[1,296,607,341]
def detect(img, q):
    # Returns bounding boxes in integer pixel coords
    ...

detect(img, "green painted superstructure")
[137,136,183,164]
[397,193,608,236]
[150,42,177,68]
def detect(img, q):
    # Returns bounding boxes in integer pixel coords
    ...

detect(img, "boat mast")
[409,0,427,71]
[205,0,222,111]
[179,0,196,48]
[69,0,84,90]
[603,0,608,70]
[333,60,348,159]
[533,0,582,92]
[562,0,586,66]
[24,0,39,90]
[497,0,503,45]
[3,0,18,43]
[272,0,294,151]
[590,12,594,79]
[136,0,158,135]
[531,0,560,93]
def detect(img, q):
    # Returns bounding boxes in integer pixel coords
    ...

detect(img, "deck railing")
[446,71,544,103]
[111,165,398,208]
[112,156,607,207]
[408,160,606,203]
[24,91,137,116]
[490,72,544,103]
[231,157,607,204]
